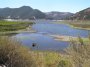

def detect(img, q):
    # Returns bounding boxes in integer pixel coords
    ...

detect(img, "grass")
[52,20,90,30]
[67,37,90,67]
[43,52,60,67]
[68,20,90,30]
[0,36,37,67]
[0,20,33,32]
[0,36,72,67]
[0,36,90,67]
[31,51,61,67]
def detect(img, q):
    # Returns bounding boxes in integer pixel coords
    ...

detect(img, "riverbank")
[0,20,36,35]
[0,20,34,31]
[52,20,90,30]
[0,26,36,35]
[69,24,90,30]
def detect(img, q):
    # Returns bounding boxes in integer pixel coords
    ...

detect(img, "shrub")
[58,60,72,67]
[0,36,36,67]
[67,37,90,67]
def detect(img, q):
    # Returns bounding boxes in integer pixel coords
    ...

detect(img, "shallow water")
[32,23,90,37]
[15,33,69,51]
[14,20,90,51]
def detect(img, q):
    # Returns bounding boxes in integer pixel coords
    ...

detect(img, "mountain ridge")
[71,7,90,20]
[1,6,90,20]
[0,6,74,20]
[45,11,74,20]
[0,6,46,19]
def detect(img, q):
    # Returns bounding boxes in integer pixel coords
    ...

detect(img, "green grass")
[31,51,62,67]
[43,52,60,67]
[31,50,73,67]
[0,20,33,31]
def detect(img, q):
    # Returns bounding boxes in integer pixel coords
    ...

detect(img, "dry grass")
[66,37,90,67]
[0,36,37,67]
[0,36,90,67]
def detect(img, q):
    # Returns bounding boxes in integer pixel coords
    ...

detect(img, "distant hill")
[0,6,75,20]
[45,11,74,20]
[0,6,46,19]
[71,7,90,20]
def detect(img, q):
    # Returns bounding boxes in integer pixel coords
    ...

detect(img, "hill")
[0,6,46,19]
[71,7,90,20]
[45,11,74,20]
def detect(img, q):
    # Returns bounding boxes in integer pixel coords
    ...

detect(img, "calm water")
[15,33,68,51]
[14,20,90,51]
[32,23,89,37]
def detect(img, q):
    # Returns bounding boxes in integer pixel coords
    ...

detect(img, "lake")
[14,20,90,51]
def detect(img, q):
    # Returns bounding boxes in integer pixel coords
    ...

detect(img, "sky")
[0,0,90,13]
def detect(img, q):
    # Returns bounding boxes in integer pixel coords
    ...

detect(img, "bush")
[0,36,36,67]
[67,37,90,67]
[58,60,72,67]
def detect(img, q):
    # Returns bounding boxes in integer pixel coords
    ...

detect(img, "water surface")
[14,20,90,51]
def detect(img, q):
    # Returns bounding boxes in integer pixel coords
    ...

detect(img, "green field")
[0,21,33,31]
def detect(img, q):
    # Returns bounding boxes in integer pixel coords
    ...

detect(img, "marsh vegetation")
[53,20,90,30]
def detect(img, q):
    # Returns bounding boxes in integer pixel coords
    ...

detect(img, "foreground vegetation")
[66,37,90,67]
[0,20,33,31]
[0,36,37,67]
[0,36,90,67]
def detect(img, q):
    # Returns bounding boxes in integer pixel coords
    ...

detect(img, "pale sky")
[0,0,90,13]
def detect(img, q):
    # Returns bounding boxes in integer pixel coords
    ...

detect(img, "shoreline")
[49,35,77,42]
[48,34,89,42]
[52,22,90,30]
[68,24,90,30]
[0,25,36,35]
